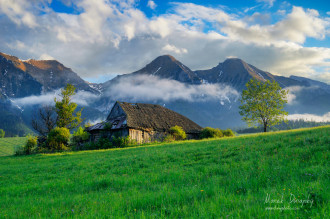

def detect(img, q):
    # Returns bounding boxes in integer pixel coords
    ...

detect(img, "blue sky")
[0,0,329,83]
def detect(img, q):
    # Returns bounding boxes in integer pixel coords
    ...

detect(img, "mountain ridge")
[1,51,329,136]
[100,55,319,91]
[0,52,99,96]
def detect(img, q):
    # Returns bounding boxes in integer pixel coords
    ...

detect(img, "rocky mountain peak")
[132,55,202,84]
[24,59,66,71]
[0,52,27,72]
[0,51,99,95]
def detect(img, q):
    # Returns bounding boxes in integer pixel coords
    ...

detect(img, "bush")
[223,129,235,137]
[169,126,186,140]
[163,134,175,142]
[200,127,223,139]
[15,135,38,155]
[0,129,4,138]
[76,136,137,151]
[98,137,113,149]
[46,127,70,151]
[71,127,90,149]
[112,136,136,148]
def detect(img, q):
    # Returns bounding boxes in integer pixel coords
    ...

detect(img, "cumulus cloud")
[0,1,329,84]
[162,44,187,54]
[220,6,328,45]
[0,0,39,28]
[288,112,330,122]
[104,75,239,103]
[147,0,157,10]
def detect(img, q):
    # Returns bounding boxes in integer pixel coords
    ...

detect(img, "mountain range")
[1,52,329,136]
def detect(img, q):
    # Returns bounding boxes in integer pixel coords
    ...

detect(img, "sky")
[0,0,329,83]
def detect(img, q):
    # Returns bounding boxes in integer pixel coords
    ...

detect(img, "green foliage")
[0,126,328,218]
[103,122,112,131]
[46,127,70,151]
[169,125,186,140]
[200,127,223,139]
[15,136,38,155]
[77,136,137,151]
[239,79,288,132]
[0,129,4,138]
[71,127,90,149]
[73,127,90,141]
[55,84,83,130]
[112,136,136,148]
[24,136,38,154]
[223,129,234,137]
[163,134,175,142]
[80,137,113,150]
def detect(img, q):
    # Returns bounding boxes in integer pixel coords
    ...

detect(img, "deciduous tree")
[239,79,288,132]
[31,106,57,137]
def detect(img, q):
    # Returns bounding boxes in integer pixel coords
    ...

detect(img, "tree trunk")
[264,123,267,132]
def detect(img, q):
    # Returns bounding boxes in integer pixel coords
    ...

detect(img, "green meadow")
[0,126,329,218]
[0,137,27,156]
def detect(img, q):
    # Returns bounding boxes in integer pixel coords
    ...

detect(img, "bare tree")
[32,106,57,137]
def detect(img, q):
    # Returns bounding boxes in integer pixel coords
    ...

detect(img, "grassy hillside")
[0,127,329,218]
[0,137,27,156]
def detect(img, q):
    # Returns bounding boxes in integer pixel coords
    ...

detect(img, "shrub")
[25,135,38,154]
[223,129,235,137]
[46,127,70,151]
[169,126,186,140]
[163,134,175,142]
[98,137,113,149]
[15,135,38,155]
[0,129,4,138]
[71,127,90,149]
[200,127,223,139]
[77,135,136,151]
[112,136,136,148]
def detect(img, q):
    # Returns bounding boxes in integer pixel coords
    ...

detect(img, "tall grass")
[0,126,329,218]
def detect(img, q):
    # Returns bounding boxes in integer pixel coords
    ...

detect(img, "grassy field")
[0,137,27,156]
[0,126,329,218]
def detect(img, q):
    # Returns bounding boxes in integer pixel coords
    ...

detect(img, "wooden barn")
[86,101,202,143]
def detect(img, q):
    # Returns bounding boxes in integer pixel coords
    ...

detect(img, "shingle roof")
[87,101,202,133]
[118,102,202,133]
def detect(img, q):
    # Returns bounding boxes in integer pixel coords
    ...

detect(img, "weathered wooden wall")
[90,128,200,144]
[129,129,167,143]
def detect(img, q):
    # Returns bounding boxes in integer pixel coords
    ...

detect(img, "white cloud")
[0,0,39,28]
[220,6,329,45]
[39,53,55,60]
[284,86,304,104]
[104,75,239,103]
[147,0,157,10]
[13,92,56,106]
[162,44,187,54]
[256,0,276,7]
[288,112,330,122]
[12,89,100,106]
[0,1,329,84]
